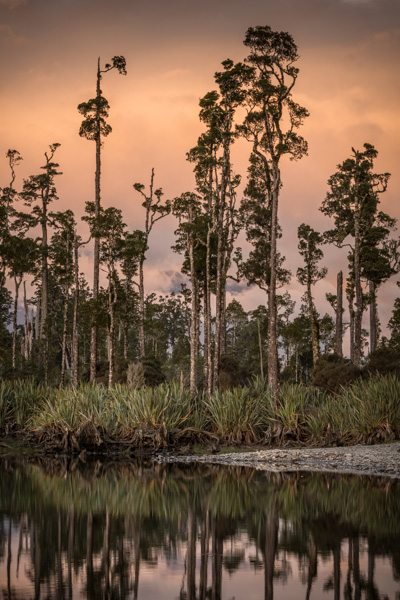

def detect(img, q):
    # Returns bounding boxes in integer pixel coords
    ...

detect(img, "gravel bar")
[154,442,400,478]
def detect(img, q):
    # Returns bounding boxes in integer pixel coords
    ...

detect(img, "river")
[0,456,399,599]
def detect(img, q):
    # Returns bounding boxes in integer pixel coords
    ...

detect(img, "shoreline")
[155,442,400,479]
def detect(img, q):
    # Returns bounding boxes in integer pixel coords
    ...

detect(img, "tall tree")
[240,25,309,399]
[3,235,37,371]
[172,192,202,397]
[133,169,170,359]
[49,210,76,386]
[321,143,391,366]
[19,144,61,384]
[84,203,126,388]
[296,224,327,367]
[78,55,127,382]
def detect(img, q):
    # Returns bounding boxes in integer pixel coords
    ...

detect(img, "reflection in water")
[0,458,399,599]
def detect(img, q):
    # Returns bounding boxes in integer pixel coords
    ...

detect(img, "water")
[0,456,399,599]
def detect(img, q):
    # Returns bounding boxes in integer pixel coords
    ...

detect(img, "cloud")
[0,24,28,45]
[0,0,27,8]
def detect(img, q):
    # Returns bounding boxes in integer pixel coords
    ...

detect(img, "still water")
[0,456,399,599]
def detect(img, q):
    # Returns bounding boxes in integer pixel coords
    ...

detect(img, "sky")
[0,0,399,350]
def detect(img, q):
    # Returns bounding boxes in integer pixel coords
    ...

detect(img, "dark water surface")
[0,457,399,599]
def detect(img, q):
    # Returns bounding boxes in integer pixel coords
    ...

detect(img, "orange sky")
[1,0,399,347]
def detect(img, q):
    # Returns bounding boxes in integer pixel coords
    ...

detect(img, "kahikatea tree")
[84,203,126,388]
[296,224,327,367]
[78,55,127,382]
[240,26,309,398]
[133,169,171,360]
[19,144,61,384]
[172,192,202,397]
[321,143,392,366]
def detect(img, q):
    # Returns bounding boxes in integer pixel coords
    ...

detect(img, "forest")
[0,26,400,449]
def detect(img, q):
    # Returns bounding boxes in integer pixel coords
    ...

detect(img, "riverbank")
[156,442,400,479]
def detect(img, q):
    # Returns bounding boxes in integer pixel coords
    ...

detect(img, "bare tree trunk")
[139,259,145,359]
[29,308,34,353]
[258,319,264,379]
[189,216,199,398]
[35,296,40,341]
[203,292,209,385]
[206,230,213,395]
[268,175,280,403]
[108,276,117,389]
[369,280,378,354]
[123,320,128,360]
[220,290,227,356]
[12,274,22,370]
[23,281,30,360]
[336,271,343,356]
[60,281,69,387]
[213,228,224,388]
[353,198,363,367]
[72,231,79,387]
[90,58,102,383]
[307,282,319,367]
[348,290,355,364]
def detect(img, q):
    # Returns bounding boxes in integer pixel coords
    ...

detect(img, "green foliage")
[204,384,274,443]
[313,353,362,394]
[364,346,400,378]
[340,375,400,439]
[1,374,399,446]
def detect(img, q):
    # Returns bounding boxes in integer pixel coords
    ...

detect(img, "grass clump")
[1,373,399,452]
[204,385,273,443]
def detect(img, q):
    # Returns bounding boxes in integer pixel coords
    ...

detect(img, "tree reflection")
[0,459,399,599]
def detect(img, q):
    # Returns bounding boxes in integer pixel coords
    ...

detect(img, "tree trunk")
[258,319,264,379]
[12,275,22,370]
[369,280,378,354]
[90,58,102,383]
[220,289,227,356]
[353,195,363,366]
[213,227,224,387]
[72,231,79,387]
[336,271,343,356]
[35,296,40,341]
[203,291,209,385]
[206,229,213,395]
[189,224,199,398]
[267,172,280,403]
[23,281,30,360]
[307,282,319,367]
[60,281,69,387]
[139,258,145,360]
[348,287,355,363]
[108,276,117,389]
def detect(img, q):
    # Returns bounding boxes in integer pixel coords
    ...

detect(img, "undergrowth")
[0,374,399,451]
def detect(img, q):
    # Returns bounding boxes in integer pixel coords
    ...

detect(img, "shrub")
[313,353,362,394]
